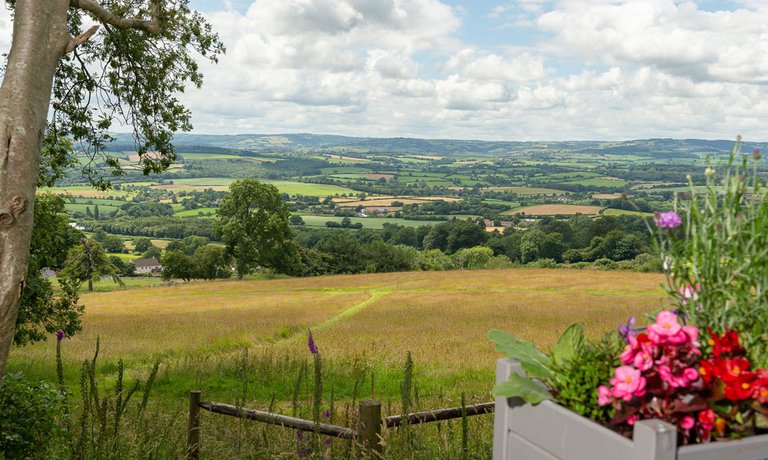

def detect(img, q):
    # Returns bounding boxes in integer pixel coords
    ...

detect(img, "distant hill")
[108,132,760,158]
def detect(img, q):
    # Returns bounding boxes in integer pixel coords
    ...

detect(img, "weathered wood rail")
[186,390,494,459]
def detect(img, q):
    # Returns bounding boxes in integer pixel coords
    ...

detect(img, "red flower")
[708,328,744,358]
[698,359,719,384]
[724,379,756,401]
[698,409,715,429]
[752,370,768,403]
[718,357,752,383]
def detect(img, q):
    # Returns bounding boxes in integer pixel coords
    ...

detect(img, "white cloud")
[3,0,768,141]
[537,1,768,84]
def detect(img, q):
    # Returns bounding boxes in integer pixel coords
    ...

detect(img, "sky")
[3,1,768,141]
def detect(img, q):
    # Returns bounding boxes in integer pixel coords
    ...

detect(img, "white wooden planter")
[493,358,768,460]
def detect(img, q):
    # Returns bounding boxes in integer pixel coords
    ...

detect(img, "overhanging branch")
[65,25,99,53]
[70,0,161,35]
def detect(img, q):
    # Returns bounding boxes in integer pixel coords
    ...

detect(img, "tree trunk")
[0,1,70,381]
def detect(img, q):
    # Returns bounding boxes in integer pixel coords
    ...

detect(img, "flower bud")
[705,167,715,178]
[754,148,762,160]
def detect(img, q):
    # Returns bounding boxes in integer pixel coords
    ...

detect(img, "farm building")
[132,257,162,275]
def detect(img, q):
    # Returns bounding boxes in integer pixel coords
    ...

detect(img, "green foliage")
[16,194,84,346]
[548,335,622,421]
[48,0,224,188]
[60,238,123,292]
[490,324,612,413]
[132,237,153,254]
[488,329,552,382]
[0,373,64,459]
[656,141,768,366]
[215,179,302,277]
[492,373,553,404]
[401,351,414,415]
[549,324,585,367]
[451,246,495,270]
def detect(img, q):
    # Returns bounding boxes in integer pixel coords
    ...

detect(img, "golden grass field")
[12,268,666,378]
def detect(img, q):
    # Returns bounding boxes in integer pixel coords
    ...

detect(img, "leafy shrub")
[0,373,64,459]
[526,258,559,269]
[655,141,768,366]
[591,258,618,270]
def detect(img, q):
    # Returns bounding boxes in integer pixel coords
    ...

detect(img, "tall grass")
[8,268,666,458]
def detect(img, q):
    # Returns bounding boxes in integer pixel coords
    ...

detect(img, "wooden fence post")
[187,390,201,460]
[357,400,382,458]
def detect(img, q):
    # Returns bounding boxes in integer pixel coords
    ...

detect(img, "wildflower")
[754,148,761,160]
[705,167,716,178]
[678,284,700,305]
[55,330,65,342]
[324,438,332,446]
[610,366,646,401]
[654,211,682,230]
[618,316,636,343]
[597,385,611,406]
[322,409,331,418]
[673,308,687,325]
[307,329,318,355]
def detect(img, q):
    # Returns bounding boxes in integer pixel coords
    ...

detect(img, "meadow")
[11,267,667,457]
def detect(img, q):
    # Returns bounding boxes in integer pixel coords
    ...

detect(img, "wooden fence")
[186,390,494,459]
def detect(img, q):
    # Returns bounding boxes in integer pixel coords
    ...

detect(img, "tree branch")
[65,25,100,54]
[70,0,161,35]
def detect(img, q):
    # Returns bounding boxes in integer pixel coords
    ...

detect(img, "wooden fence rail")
[199,401,356,439]
[186,390,494,459]
[384,401,495,428]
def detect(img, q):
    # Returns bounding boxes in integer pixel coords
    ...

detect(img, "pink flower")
[597,385,612,406]
[682,325,701,349]
[632,344,654,371]
[683,367,700,382]
[679,283,700,304]
[610,366,646,401]
[627,415,638,425]
[655,211,682,229]
[681,416,695,430]
[647,311,682,344]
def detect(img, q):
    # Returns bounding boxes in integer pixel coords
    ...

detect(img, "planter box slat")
[677,434,768,460]
[506,431,559,460]
[493,358,768,460]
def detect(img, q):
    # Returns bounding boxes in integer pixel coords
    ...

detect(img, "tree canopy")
[215,179,302,278]
[0,0,222,380]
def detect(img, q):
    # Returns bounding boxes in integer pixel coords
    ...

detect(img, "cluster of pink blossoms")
[598,311,703,430]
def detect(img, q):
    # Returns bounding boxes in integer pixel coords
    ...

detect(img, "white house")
[132,257,162,275]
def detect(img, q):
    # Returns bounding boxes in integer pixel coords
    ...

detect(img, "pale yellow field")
[13,269,665,374]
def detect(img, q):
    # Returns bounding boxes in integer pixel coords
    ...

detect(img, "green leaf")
[550,324,585,367]
[492,373,553,404]
[488,329,552,380]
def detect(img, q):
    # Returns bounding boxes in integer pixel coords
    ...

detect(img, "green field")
[298,215,440,229]
[485,186,568,195]
[160,178,359,196]
[64,203,121,214]
[173,207,218,217]
[602,208,654,217]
